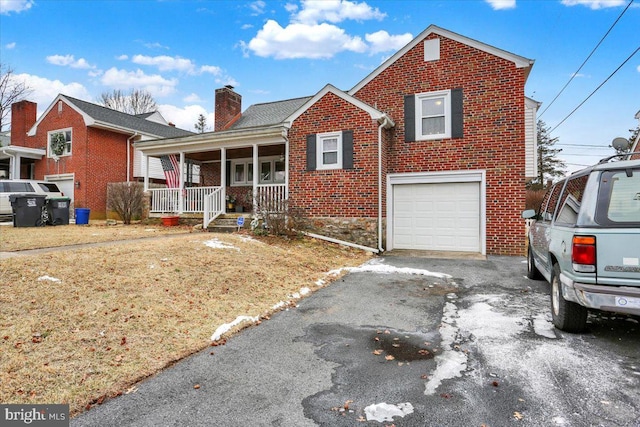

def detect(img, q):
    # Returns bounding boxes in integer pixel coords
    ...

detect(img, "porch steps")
[207,213,251,233]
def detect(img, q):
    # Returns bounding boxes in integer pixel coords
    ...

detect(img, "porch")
[148,183,287,227]
[136,125,290,229]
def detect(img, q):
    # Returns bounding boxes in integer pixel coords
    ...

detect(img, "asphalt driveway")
[71,255,640,426]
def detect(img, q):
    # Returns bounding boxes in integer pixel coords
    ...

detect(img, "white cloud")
[116,54,129,61]
[249,0,266,15]
[15,73,91,107]
[199,65,222,75]
[246,19,367,59]
[46,54,96,69]
[0,0,33,15]
[5,42,16,49]
[561,0,626,9]
[365,30,412,54]
[100,67,177,97]
[132,54,195,73]
[183,93,202,103]
[485,0,516,10]
[292,0,386,24]
[157,103,215,132]
[637,64,640,73]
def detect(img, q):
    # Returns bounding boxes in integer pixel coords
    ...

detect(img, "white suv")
[523,154,640,332]
[0,179,64,218]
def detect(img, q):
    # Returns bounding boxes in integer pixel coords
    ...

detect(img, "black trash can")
[9,194,47,227]
[47,197,71,225]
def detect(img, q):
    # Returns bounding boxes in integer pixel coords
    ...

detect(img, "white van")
[0,179,64,217]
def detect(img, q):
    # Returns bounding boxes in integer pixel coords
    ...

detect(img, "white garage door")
[392,182,480,252]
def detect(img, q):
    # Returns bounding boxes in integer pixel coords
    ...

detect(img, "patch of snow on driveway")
[364,402,414,422]
[328,258,452,279]
[425,298,468,395]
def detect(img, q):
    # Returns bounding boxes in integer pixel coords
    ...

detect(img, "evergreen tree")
[194,114,208,133]
[528,120,566,190]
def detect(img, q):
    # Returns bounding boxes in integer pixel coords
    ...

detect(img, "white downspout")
[377,117,390,253]
[1,149,16,179]
[126,133,138,182]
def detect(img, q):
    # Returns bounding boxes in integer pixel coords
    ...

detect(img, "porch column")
[285,138,289,200]
[10,154,20,180]
[220,147,226,204]
[252,143,259,212]
[178,152,185,214]
[143,154,149,191]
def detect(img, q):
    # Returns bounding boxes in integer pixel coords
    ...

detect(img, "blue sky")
[1,0,638,174]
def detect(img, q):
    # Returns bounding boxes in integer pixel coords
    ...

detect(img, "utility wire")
[538,0,634,118]
[549,45,640,134]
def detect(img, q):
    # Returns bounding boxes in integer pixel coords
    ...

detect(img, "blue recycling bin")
[75,208,90,225]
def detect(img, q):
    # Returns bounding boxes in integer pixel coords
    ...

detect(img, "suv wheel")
[526,245,542,280]
[551,263,588,332]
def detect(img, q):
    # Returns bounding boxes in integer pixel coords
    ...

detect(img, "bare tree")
[0,64,32,131]
[98,89,157,115]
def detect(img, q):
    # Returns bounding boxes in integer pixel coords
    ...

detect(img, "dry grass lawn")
[0,224,371,416]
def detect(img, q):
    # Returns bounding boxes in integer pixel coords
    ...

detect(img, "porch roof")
[0,145,46,160]
[134,124,288,159]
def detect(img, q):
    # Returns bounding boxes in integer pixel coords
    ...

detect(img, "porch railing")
[203,187,225,228]
[256,184,287,213]
[149,186,220,213]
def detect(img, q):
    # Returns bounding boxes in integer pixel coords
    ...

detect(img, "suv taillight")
[572,236,596,273]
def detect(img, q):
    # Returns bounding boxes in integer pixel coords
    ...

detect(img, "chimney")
[214,85,241,131]
[11,100,37,146]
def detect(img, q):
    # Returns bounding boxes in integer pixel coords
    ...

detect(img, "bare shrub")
[253,198,306,238]
[107,182,144,224]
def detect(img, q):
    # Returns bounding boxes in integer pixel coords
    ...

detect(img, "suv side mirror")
[522,209,537,219]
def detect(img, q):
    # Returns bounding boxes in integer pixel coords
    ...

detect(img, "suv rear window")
[37,182,61,192]
[0,182,35,192]
[596,168,640,226]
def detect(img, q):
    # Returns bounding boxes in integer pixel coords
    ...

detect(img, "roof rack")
[598,152,640,164]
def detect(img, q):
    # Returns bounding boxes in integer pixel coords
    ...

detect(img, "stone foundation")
[304,217,383,249]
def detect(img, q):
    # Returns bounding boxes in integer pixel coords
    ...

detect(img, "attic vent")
[58,100,63,114]
[424,38,440,62]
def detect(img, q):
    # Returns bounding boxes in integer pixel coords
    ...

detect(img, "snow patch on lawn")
[211,315,259,341]
[203,238,239,251]
[37,275,61,282]
[364,402,414,422]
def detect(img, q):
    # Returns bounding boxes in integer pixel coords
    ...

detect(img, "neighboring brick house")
[2,95,192,219]
[136,25,538,256]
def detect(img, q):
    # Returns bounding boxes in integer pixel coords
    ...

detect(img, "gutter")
[377,116,393,253]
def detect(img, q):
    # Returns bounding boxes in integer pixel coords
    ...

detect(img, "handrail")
[203,187,224,228]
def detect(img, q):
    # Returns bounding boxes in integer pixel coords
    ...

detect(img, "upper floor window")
[404,89,463,142]
[416,90,451,140]
[48,129,72,157]
[316,132,342,170]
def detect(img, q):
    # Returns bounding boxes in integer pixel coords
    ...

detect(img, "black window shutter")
[342,130,354,169]
[451,88,463,139]
[225,160,231,185]
[306,134,316,171]
[404,94,415,142]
